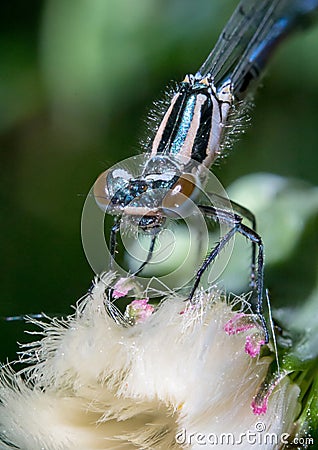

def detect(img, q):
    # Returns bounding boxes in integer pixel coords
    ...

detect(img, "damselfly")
[93,0,318,343]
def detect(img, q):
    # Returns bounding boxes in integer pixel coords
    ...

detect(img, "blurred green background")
[1,0,318,362]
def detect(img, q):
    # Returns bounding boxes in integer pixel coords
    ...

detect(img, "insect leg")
[237,221,268,343]
[133,232,158,276]
[109,217,120,269]
[106,217,121,311]
[188,217,238,302]
[229,199,257,290]
[189,205,268,343]
[207,192,257,289]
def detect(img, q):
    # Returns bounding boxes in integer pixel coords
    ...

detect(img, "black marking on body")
[152,79,218,164]
[156,84,189,154]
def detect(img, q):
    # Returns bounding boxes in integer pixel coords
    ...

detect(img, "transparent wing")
[197,0,277,86]
[197,0,318,99]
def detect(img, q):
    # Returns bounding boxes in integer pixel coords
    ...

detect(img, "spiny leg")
[107,219,158,322]
[228,199,257,290]
[133,232,158,276]
[189,205,268,343]
[107,219,159,324]
[188,224,238,301]
[109,216,120,270]
[236,222,268,344]
[106,217,121,315]
[208,192,257,290]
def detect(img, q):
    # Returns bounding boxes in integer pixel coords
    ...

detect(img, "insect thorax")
[150,74,233,168]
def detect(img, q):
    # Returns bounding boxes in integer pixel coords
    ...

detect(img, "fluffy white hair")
[0,273,300,449]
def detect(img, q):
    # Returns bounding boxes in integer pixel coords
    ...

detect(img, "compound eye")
[93,170,111,211]
[162,173,198,217]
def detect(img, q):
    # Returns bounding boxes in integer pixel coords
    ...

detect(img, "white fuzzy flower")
[0,273,300,449]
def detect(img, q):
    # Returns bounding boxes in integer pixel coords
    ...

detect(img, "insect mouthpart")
[138,214,166,232]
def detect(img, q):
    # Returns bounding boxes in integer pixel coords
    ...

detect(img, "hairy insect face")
[93,154,203,225]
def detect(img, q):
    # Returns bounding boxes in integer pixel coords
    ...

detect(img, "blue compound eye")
[162,173,199,218]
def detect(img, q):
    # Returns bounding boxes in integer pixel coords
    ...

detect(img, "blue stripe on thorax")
[169,94,197,155]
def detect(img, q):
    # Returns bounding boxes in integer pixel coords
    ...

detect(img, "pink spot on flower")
[125,298,154,324]
[113,277,135,299]
[251,396,268,415]
[224,313,266,357]
[224,313,256,335]
[251,374,280,416]
[245,335,265,358]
